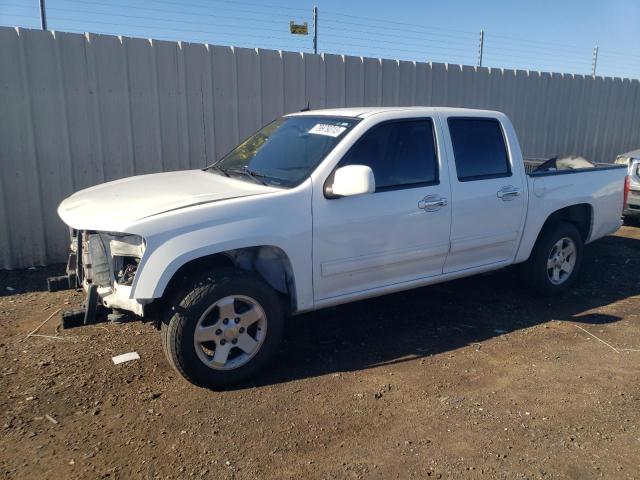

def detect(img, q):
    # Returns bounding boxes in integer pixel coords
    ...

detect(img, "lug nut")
[239,327,245,333]
[220,339,226,345]
[215,329,222,335]
[232,339,238,344]
[222,318,229,325]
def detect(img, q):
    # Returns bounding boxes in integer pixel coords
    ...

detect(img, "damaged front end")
[47,229,147,327]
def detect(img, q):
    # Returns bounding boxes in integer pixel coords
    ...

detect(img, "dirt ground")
[1,225,639,479]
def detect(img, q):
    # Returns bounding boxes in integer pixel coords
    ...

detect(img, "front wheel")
[161,269,284,388]
[521,221,584,296]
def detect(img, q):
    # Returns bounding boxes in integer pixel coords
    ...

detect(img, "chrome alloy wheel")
[193,295,267,370]
[547,237,577,285]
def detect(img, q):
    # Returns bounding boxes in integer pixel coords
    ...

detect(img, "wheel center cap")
[223,326,239,340]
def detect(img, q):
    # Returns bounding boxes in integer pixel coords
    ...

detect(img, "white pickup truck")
[53,107,629,387]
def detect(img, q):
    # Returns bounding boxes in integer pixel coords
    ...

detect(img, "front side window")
[339,119,438,191]
[210,116,358,188]
[448,118,510,181]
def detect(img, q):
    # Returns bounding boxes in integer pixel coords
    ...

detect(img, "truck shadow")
[3,232,637,390]
[246,233,640,390]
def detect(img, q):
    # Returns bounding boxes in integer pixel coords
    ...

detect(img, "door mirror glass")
[329,165,375,197]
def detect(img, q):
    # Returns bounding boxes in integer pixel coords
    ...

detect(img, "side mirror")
[329,165,375,197]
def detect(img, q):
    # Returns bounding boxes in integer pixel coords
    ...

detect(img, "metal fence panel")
[1,26,640,269]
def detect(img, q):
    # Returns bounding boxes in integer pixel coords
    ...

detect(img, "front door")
[312,118,452,301]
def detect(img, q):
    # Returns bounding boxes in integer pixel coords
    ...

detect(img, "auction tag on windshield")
[308,123,347,137]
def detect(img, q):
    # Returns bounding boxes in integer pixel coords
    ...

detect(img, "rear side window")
[340,119,438,191]
[448,118,510,181]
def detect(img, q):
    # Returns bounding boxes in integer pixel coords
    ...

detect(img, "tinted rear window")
[448,118,510,181]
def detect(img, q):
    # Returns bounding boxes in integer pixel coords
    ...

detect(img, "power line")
[486,32,589,52]
[482,59,592,72]
[483,56,590,70]
[0,13,40,20]
[320,15,476,41]
[71,27,306,53]
[157,0,311,13]
[1,1,638,79]
[320,40,475,61]
[66,0,310,21]
[323,32,475,55]
[320,47,474,65]
[320,42,473,60]
[598,49,640,61]
[46,16,310,48]
[321,24,477,47]
[597,56,640,67]
[484,44,593,63]
[45,5,309,39]
[483,38,590,56]
[322,9,477,36]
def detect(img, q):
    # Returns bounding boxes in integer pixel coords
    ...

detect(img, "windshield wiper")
[226,166,270,186]
[209,164,230,177]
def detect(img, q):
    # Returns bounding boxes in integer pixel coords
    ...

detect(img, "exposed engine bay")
[47,229,147,324]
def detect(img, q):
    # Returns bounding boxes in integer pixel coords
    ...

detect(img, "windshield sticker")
[308,123,347,137]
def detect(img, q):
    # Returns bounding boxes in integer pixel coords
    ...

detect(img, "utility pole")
[312,6,318,55]
[591,46,598,76]
[477,30,484,67]
[39,0,47,30]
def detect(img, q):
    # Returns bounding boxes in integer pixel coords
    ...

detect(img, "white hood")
[58,170,279,231]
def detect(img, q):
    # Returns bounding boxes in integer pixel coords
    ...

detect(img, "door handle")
[418,195,448,211]
[497,185,521,201]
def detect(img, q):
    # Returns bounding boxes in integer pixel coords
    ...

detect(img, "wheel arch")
[539,203,593,243]
[135,244,299,313]
[524,203,593,261]
[516,202,593,264]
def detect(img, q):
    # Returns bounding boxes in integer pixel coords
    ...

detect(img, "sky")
[1,0,639,79]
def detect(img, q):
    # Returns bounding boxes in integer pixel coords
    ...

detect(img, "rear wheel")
[521,221,583,296]
[161,268,284,388]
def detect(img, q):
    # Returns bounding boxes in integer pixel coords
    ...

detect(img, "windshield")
[207,116,359,188]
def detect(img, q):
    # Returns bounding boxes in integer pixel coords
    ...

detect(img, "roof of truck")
[288,106,502,118]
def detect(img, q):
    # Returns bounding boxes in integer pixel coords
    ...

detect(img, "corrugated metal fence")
[1,26,640,269]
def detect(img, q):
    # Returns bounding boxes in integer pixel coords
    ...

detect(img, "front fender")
[129,185,313,311]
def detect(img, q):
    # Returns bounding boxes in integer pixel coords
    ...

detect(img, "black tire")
[161,268,284,388]
[520,221,584,296]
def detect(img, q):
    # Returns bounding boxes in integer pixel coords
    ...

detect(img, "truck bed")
[514,160,627,265]
[524,159,625,177]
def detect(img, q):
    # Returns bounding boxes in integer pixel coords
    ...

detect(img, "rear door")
[442,115,526,273]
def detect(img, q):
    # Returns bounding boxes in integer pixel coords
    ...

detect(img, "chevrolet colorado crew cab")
[53,107,629,387]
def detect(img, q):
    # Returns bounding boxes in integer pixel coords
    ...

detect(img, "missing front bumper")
[48,230,147,316]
